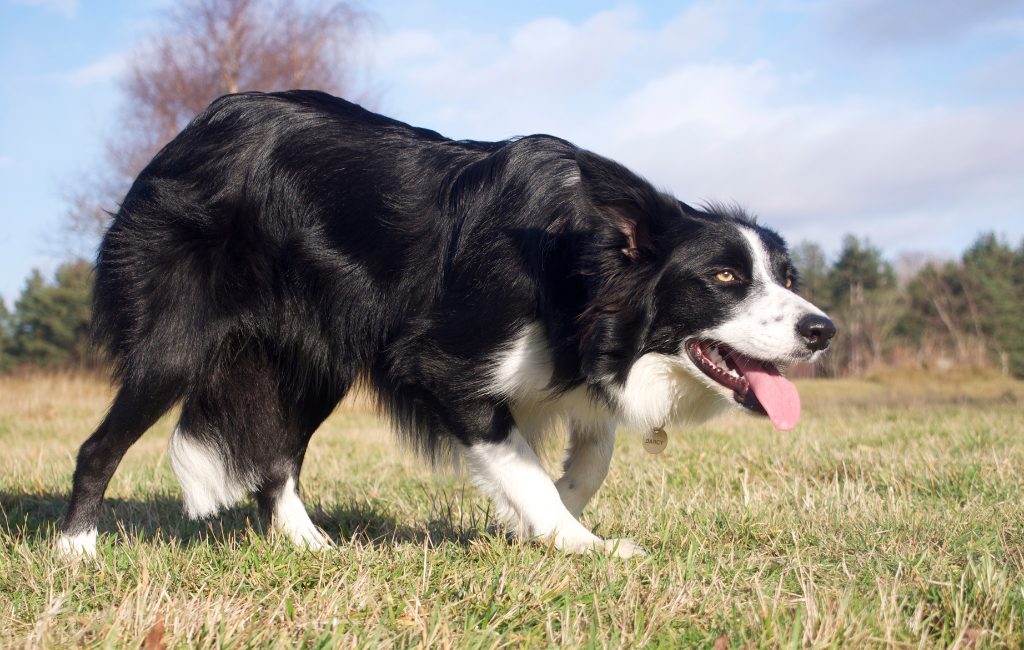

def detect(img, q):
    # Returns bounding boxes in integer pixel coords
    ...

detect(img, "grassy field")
[1,371,1023,649]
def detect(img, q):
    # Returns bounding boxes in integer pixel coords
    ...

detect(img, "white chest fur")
[487,323,729,438]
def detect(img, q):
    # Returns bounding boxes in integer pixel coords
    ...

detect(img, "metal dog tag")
[643,427,668,454]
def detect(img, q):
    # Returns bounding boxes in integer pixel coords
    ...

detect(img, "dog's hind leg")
[174,350,340,551]
[554,420,616,520]
[256,469,329,551]
[58,381,181,559]
[254,370,346,551]
[173,403,330,551]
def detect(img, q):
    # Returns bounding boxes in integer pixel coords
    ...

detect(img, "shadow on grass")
[0,488,487,551]
[313,486,489,549]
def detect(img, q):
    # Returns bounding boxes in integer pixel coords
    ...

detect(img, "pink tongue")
[733,356,801,431]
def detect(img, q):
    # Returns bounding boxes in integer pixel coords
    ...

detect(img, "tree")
[912,261,984,366]
[894,234,1024,375]
[0,297,13,371]
[65,0,374,252]
[827,236,900,375]
[961,233,1024,376]
[791,241,830,310]
[6,261,94,369]
[828,235,894,306]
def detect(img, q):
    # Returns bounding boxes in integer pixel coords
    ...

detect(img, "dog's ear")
[606,203,654,262]
[577,150,660,263]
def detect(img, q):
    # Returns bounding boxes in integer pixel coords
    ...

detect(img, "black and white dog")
[58,90,835,559]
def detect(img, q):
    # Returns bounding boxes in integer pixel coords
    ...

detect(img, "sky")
[2,0,1024,305]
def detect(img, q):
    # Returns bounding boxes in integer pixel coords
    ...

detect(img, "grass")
[1,371,1023,649]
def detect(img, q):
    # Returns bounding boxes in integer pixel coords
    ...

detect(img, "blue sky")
[2,0,1024,305]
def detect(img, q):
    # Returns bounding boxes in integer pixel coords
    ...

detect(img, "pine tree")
[7,260,94,369]
[791,241,830,310]
[829,235,895,305]
[0,296,13,371]
[826,236,901,375]
[961,233,1024,376]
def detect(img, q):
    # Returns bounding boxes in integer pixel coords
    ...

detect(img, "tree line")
[792,232,1024,378]
[3,231,1022,377]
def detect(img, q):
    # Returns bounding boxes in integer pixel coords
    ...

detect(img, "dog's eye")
[716,271,734,282]
[785,278,793,288]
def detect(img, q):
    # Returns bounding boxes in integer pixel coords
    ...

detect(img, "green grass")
[1,372,1023,648]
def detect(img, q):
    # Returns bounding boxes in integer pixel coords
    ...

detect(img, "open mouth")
[685,340,801,431]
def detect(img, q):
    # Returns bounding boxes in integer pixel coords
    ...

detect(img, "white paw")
[273,477,331,551]
[56,529,97,560]
[558,534,646,558]
[281,523,331,552]
[601,538,646,558]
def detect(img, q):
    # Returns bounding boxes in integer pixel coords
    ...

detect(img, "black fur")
[62,90,792,541]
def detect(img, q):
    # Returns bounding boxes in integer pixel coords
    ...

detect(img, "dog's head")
[577,152,835,431]
[662,204,834,430]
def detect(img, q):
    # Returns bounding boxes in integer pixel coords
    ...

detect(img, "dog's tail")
[92,170,280,400]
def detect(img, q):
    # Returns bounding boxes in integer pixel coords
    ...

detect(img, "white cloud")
[374,5,734,138]
[10,0,78,19]
[821,0,1024,48]
[656,2,730,57]
[990,17,1024,34]
[599,65,1024,252]
[392,9,645,105]
[63,52,127,87]
[375,30,443,67]
[962,48,1024,94]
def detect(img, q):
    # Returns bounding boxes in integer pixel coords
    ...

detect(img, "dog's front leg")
[554,420,616,519]
[461,428,644,558]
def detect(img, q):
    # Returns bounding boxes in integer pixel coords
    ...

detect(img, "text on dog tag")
[643,427,668,454]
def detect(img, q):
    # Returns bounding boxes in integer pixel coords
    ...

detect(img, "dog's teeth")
[708,348,722,363]
[717,360,729,371]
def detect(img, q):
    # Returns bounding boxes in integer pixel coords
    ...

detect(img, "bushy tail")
[91,177,259,394]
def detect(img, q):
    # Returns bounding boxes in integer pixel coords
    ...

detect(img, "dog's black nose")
[797,315,836,352]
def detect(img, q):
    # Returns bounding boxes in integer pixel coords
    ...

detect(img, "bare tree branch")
[62,0,376,255]
[918,264,969,363]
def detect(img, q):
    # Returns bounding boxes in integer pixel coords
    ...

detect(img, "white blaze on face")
[704,227,828,365]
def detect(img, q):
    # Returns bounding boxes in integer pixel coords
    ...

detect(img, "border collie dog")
[58,90,835,559]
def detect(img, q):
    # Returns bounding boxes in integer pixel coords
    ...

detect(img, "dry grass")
[1,371,1023,648]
